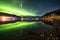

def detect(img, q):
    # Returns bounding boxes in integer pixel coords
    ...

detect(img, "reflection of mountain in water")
[41,9,60,26]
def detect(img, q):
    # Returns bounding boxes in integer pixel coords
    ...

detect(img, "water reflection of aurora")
[0,5,37,31]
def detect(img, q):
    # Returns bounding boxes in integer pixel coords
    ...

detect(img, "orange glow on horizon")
[0,16,12,22]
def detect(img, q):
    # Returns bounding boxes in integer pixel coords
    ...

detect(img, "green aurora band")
[0,2,37,31]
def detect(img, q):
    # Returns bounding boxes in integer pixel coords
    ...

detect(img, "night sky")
[0,0,60,40]
[23,0,60,15]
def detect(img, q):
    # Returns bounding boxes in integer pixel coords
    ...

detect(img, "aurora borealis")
[0,0,60,40]
[0,0,37,31]
[0,0,60,31]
